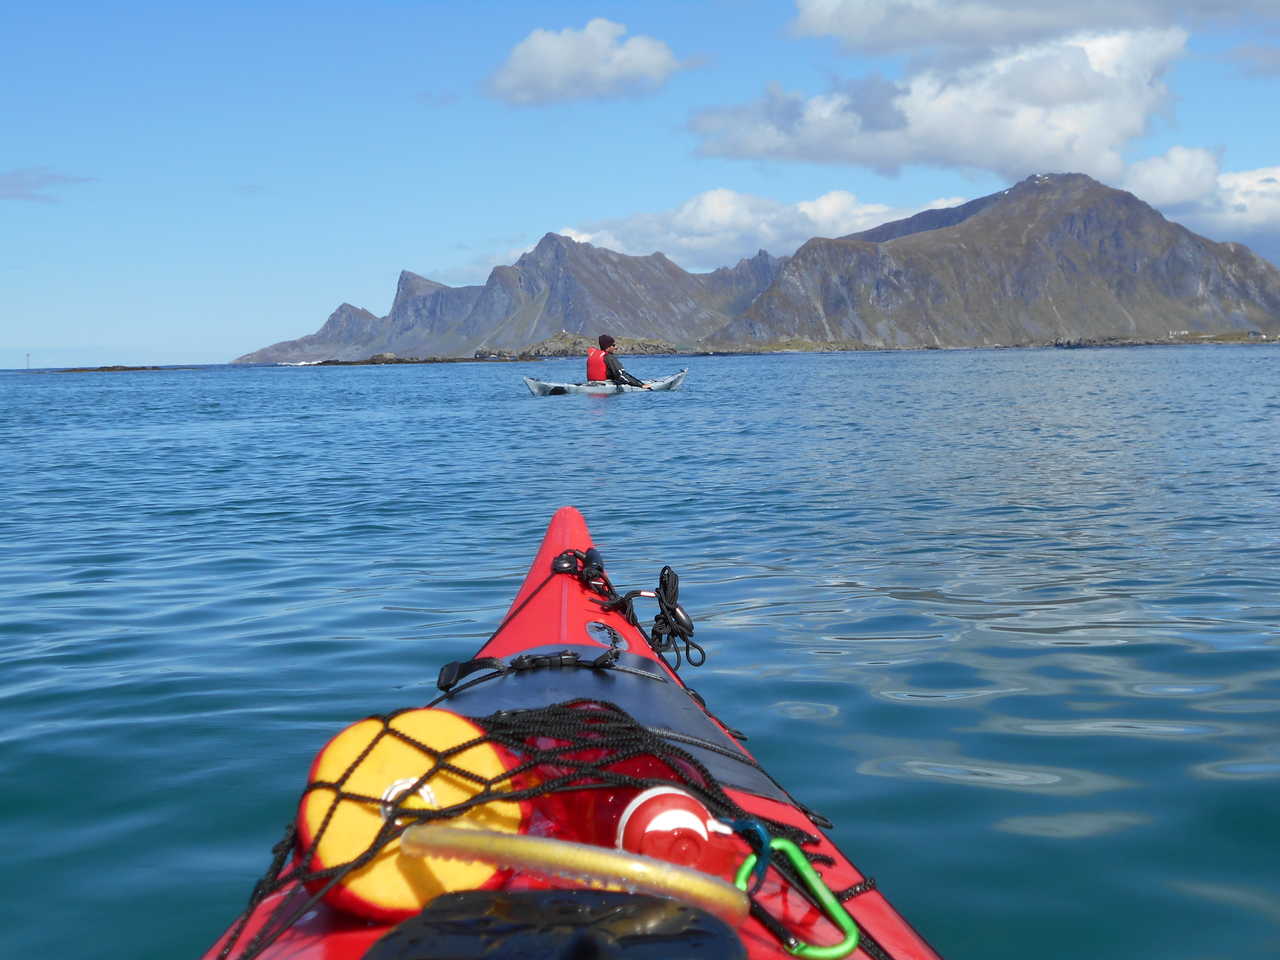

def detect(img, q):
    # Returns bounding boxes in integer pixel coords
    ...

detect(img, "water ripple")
[858,756,1131,795]
[995,812,1151,838]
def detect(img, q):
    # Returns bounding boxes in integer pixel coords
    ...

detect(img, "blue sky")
[4,1,1280,367]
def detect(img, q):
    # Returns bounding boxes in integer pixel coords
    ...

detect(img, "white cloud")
[1174,164,1280,256]
[559,187,966,271]
[692,29,1186,180]
[489,18,683,105]
[792,1,1280,59]
[795,0,1132,57]
[1212,167,1280,234]
[1112,148,1280,260]
[1123,146,1221,206]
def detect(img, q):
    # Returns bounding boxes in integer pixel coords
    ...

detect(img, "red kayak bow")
[204,507,942,960]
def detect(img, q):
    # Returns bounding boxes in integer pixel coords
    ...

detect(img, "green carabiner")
[734,837,861,960]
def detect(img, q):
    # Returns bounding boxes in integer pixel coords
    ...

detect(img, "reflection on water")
[879,687,1027,702]
[995,811,1150,838]
[1195,756,1280,779]
[993,718,1227,738]
[1176,882,1280,925]
[1192,698,1280,714]
[1128,682,1225,696]
[769,700,841,720]
[857,755,1132,795]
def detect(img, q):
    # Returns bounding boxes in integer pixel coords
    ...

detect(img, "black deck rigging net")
[216,699,818,960]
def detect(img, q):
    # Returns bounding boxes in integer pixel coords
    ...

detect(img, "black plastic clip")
[510,649,581,672]
[589,647,620,669]
[580,548,605,584]
[437,657,504,692]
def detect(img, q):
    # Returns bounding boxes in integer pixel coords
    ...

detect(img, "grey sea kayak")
[523,369,687,396]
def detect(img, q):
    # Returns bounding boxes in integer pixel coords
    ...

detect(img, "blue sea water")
[3,347,1279,960]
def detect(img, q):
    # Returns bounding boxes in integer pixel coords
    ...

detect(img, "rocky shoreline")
[310,351,538,366]
[264,333,682,366]
[320,333,1278,366]
[1049,331,1273,348]
[511,331,680,357]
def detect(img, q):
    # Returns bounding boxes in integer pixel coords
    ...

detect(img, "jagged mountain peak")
[537,231,577,248]
[398,269,445,287]
[395,270,448,296]
[705,249,783,277]
[734,249,776,268]
[388,271,452,319]
[517,232,584,267]
[510,233,687,276]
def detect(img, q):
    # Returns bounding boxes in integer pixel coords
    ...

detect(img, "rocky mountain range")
[236,174,1280,362]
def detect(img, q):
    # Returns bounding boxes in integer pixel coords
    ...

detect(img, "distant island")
[235,173,1280,364]
[53,365,201,373]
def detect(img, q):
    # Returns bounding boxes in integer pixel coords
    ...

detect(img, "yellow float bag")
[296,707,524,922]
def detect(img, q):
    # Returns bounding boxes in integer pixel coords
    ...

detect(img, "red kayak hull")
[203,507,941,960]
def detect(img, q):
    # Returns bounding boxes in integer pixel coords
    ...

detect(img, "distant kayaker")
[587,334,651,389]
